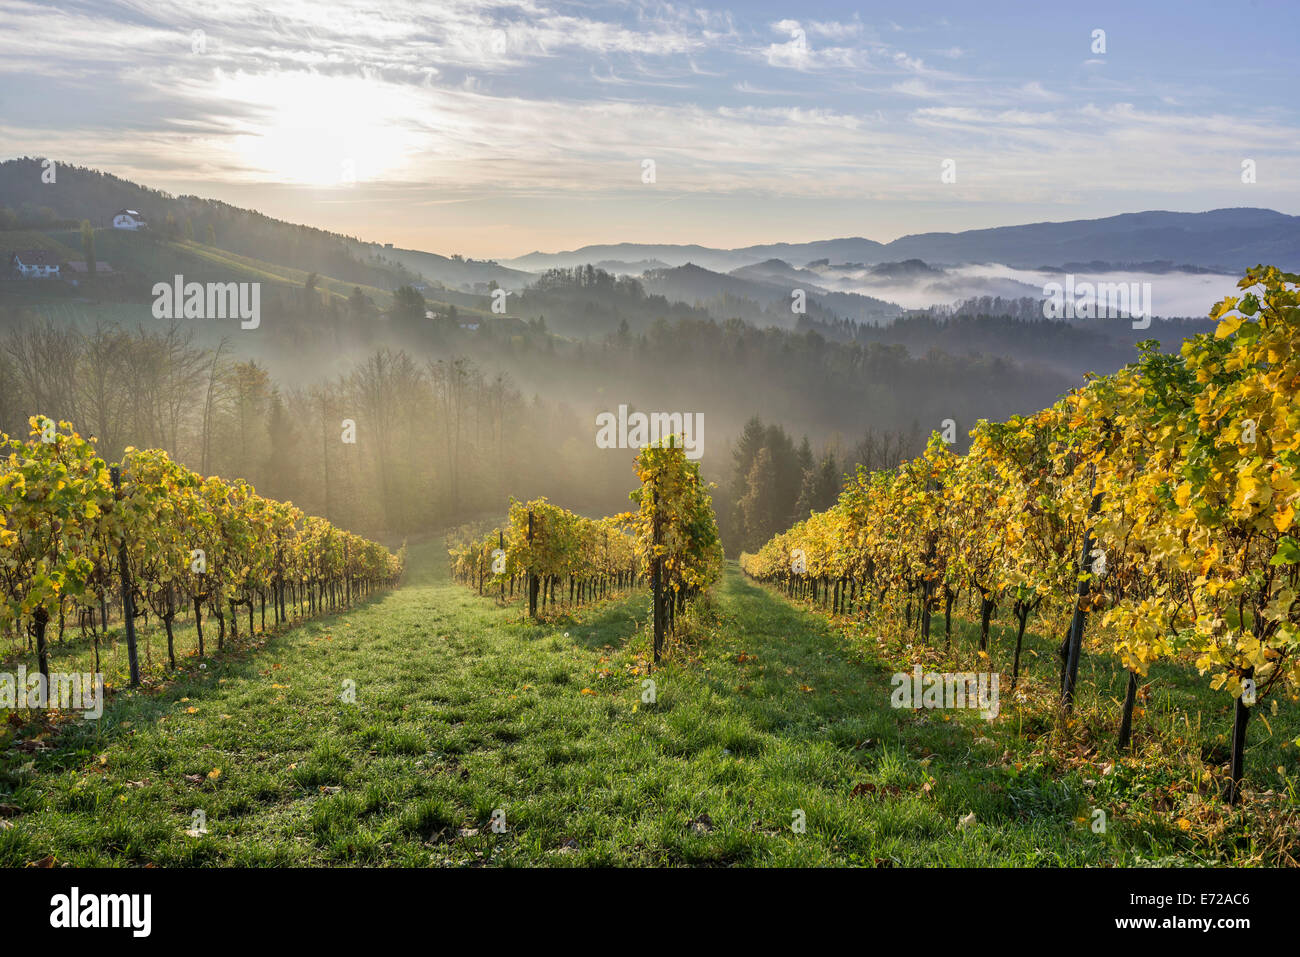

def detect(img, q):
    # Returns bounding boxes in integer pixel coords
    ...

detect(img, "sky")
[1,0,1297,259]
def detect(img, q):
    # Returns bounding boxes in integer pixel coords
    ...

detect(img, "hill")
[503,208,1300,273]
[0,157,523,296]
[641,262,901,327]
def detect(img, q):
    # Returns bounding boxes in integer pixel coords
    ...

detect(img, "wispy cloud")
[1,0,1295,257]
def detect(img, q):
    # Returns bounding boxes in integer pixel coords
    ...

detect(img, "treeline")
[519,313,1069,453]
[510,265,710,338]
[717,415,923,555]
[0,319,633,543]
[798,309,1220,377]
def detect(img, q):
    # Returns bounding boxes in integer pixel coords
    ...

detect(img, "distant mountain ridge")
[640,262,901,325]
[505,208,1300,274]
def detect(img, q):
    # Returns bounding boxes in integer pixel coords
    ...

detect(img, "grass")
[1,542,1297,867]
[0,229,79,259]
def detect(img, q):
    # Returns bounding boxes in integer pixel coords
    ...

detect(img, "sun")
[220,71,423,186]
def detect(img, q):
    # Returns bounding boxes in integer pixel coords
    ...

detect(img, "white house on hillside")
[9,250,61,278]
[112,209,147,230]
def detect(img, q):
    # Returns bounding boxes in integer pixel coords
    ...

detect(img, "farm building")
[112,209,147,230]
[8,250,61,278]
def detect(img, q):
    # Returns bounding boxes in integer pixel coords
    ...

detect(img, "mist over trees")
[1,159,1230,559]
[0,319,636,543]
[0,270,1150,553]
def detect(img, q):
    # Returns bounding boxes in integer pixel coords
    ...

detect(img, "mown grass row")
[3,544,1296,865]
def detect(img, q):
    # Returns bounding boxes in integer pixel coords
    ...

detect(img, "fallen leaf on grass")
[688,812,714,835]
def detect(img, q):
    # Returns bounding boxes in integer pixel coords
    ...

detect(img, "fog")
[809,261,1242,317]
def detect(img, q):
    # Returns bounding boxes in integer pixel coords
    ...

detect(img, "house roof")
[10,250,59,266]
[114,209,143,218]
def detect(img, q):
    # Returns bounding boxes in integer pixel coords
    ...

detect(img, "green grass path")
[0,541,1247,866]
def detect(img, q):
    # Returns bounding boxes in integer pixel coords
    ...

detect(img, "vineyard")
[742,266,1300,803]
[0,419,403,688]
[3,274,1299,868]
[450,439,724,659]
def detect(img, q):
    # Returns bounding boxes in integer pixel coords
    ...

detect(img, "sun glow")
[220,72,424,186]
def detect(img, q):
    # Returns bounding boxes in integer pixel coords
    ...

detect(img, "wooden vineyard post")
[1117,670,1139,749]
[652,486,665,664]
[1061,482,1103,711]
[527,510,539,619]
[110,465,141,688]
[499,529,506,603]
[1224,666,1253,804]
[32,607,50,684]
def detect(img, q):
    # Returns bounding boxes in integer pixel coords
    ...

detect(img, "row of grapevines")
[742,267,1300,801]
[449,501,639,613]
[450,440,723,643]
[629,438,724,621]
[0,418,404,681]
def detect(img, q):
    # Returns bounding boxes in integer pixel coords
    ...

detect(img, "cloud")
[0,0,1295,245]
[891,79,943,98]
[1018,81,1061,101]
[805,19,863,40]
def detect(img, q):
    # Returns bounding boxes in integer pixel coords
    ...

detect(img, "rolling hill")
[504,208,1300,274]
